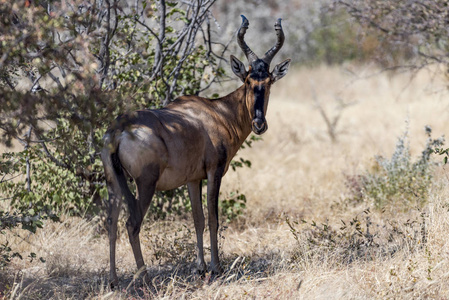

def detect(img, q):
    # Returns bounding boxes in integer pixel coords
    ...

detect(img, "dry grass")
[2,64,449,299]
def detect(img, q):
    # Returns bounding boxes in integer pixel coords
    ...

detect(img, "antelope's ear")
[272,58,291,83]
[230,55,248,82]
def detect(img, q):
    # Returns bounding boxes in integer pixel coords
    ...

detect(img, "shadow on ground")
[2,252,284,299]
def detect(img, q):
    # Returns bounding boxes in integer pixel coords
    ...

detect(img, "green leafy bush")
[220,191,247,223]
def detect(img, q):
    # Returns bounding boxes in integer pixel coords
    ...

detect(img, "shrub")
[347,125,443,210]
[220,191,247,223]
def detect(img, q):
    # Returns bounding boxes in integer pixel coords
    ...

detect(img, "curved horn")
[262,18,285,66]
[237,15,258,64]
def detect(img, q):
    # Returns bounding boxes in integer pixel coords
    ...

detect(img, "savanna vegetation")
[1,0,449,298]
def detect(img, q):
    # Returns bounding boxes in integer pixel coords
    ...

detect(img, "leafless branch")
[18,126,33,192]
[47,71,65,91]
[336,0,449,67]
[165,0,217,104]
[311,81,356,143]
[2,75,16,90]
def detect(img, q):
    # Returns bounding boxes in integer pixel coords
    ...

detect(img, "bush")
[220,191,247,223]
[347,125,443,210]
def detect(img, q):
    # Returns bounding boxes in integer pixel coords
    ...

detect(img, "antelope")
[101,15,290,286]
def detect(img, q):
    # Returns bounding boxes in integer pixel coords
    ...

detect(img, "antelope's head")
[231,15,291,135]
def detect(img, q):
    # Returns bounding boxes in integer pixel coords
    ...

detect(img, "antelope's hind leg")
[106,183,123,288]
[126,175,157,280]
[102,149,125,288]
[187,180,206,275]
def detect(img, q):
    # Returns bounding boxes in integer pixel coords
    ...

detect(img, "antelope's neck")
[218,85,253,151]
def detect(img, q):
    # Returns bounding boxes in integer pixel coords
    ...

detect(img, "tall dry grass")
[2,64,449,299]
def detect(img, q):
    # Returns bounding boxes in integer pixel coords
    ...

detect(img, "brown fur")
[101,17,291,287]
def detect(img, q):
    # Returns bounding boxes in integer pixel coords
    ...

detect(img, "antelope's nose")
[252,118,268,135]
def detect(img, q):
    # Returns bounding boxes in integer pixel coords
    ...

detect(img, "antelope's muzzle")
[251,118,268,135]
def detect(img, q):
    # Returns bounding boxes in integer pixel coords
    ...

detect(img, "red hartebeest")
[101,15,290,286]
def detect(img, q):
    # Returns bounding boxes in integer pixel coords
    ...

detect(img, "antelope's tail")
[101,130,134,210]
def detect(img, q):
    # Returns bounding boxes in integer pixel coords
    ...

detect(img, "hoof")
[208,266,223,282]
[133,267,149,285]
[212,265,224,276]
[110,279,118,290]
[192,264,207,278]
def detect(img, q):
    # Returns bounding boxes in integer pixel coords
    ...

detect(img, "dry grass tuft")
[2,64,449,298]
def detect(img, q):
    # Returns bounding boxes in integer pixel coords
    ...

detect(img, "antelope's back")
[106,105,212,190]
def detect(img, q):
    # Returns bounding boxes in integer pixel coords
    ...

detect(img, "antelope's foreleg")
[187,180,206,275]
[206,170,224,275]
